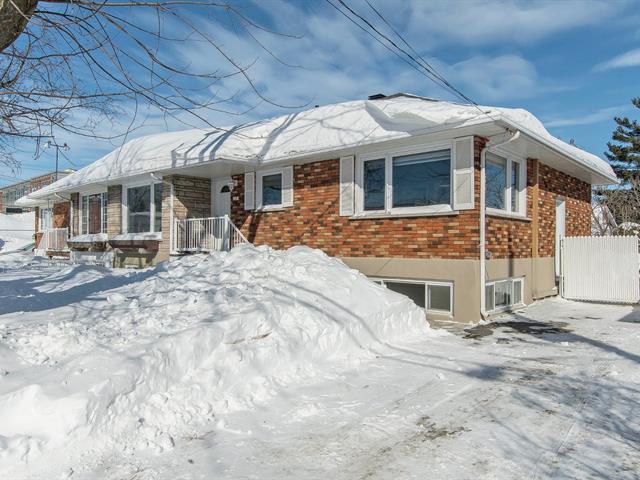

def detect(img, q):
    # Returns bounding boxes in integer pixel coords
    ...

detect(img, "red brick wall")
[485,161,591,259]
[52,201,70,228]
[230,137,591,261]
[537,163,591,257]
[230,138,485,259]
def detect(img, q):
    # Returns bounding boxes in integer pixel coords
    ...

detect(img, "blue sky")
[2,0,639,187]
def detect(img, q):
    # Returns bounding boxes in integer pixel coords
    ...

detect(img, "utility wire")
[329,0,496,121]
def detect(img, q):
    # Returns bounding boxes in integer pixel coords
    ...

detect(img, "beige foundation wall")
[340,256,481,324]
[485,256,557,305]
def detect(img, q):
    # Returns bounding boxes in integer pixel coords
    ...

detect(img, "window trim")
[371,277,454,316]
[485,276,525,313]
[80,191,107,235]
[256,167,285,210]
[122,180,163,234]
[485,152,527,218]
[355,141,455,217]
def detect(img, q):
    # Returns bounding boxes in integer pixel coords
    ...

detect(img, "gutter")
[480,130,521,320]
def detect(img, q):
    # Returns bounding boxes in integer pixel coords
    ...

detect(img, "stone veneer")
[159,174,211,259]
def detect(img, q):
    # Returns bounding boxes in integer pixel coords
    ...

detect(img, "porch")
[171,215,248,254]
[35,227,70,258]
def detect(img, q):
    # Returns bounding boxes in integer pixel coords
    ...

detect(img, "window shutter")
[453,137,474,210]
[244,172,255,211]
[339,155,355,216]
[282,166,294,207]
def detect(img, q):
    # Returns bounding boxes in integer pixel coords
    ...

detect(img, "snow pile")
[0,245,430,474]
[0,212,34,253]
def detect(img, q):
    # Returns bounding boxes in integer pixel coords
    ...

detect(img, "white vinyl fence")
[561,235,639,304]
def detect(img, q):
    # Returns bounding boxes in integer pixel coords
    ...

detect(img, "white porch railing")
[172,215,249,253]
[36,227,69,256]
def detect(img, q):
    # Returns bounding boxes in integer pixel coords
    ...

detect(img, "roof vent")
[367,93,386,100]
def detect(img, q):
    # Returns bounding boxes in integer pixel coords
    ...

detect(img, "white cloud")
[544,105,628,128]
[434,54,541,102]
[593,48,640,71]
[400,0,624,48]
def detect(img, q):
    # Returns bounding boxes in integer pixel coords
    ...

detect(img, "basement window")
[485,277,524,313]
[373,278,453,315]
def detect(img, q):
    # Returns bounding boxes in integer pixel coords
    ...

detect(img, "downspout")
[480,130,521,320]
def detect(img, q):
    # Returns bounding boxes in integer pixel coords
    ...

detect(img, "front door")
[555,197,566,277]
[213,177,231,217]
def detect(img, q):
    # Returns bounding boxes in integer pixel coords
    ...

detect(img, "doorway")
[213,177,232,217]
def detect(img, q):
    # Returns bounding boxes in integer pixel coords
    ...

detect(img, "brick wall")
[230,138,486,260]
[52,201,70,228]
[538,163,591,257]
[166,175,211,220]
[485,160,591,259]
[107,186,122,236]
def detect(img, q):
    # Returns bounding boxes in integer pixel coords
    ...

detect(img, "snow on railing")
[36,227,69,255]
[172,215,248,253]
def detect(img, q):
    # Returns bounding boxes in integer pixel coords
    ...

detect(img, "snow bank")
[0,212,34,253]
[0,245,430,473]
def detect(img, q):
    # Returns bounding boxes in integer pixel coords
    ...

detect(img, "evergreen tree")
[606,98,640,184]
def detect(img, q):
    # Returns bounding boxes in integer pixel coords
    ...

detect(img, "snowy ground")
[0,212,34,253]
[1,248,639,479]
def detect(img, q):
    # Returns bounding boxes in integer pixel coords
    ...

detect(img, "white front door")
[213,177,232,217]
[555,197,566,277]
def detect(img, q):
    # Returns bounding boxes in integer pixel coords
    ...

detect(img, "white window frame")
[256,167,285,210]
[371,277,454,316]
[122,180,163,234]
[79,190,107,235]
[485,276,525,313]
[355,140,454,216]
[486,152,527,217]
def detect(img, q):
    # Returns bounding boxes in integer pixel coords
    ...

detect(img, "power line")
[327,0,495,121]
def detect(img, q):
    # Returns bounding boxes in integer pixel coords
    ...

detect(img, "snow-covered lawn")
[0,212,34,253]
[1,247,639,479]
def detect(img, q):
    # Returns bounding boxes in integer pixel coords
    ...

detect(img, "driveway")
[101,298,640,479]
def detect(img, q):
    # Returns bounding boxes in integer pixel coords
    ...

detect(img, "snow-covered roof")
[22,94,617,202]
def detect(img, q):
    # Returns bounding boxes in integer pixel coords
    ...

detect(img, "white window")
[357,144,453,215]
[80,192,107,235]
[485,277,525,312]
[373,278,453,315]
[254,167,293,210]
[39,207,52,231]
[486,152,526,216]
[123,182,163,233]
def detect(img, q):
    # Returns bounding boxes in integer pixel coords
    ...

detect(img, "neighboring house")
[0,170,74,214]
[17,93,617,322]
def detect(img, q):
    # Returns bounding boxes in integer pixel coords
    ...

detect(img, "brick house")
[17,94,617,322]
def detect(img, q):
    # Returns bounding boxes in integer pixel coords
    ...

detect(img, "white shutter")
[244,172,255,211]
[282,166,294,207]
[453,136,474,210]
[339,155,355,216]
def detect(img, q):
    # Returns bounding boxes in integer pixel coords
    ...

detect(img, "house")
[0,169,74,214]
[17,93,617,322]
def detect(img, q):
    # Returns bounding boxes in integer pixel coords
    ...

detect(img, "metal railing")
[172,215,249,253]
[36,227,69,255]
